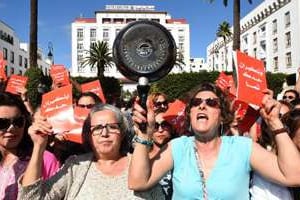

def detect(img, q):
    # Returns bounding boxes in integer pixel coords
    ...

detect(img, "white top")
[250,172,293,200]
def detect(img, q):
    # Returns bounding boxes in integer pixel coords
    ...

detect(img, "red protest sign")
[163,99,186,135]
[215,72,231,91]
[235,51,267,107]
[41,85,74,134]
[5,75,28,95]
[81,80,106,103]
[0,51,7,81]
[50,64,70,87]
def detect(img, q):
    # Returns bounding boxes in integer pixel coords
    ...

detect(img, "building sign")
[105,5,155,11]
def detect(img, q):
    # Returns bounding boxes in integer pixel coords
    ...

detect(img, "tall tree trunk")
[97,62,105,78]
[233,0,240,51]
[29,0,38,68]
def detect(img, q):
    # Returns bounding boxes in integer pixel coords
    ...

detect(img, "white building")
[71,5,190,81]
[189,57,208,72]
[0,20,51,76]
[207,0,299,74]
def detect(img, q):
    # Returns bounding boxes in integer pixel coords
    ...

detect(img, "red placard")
[5,75,28,95]
[235,51,267,107]
[81,80,106,103]
[215,72,231,91]
[50,64,70,87]
[163,99,186,135]
[0,51,7,81]
[41,85,74,134]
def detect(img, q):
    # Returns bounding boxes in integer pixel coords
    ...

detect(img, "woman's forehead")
[195,91,217,98]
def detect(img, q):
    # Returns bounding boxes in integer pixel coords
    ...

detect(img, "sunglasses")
[190,97,220,108]
[283,95,295,100]
[77,104,94,109]
[154,101,168,107]
[0,116,25,131]
[154,121,171,130]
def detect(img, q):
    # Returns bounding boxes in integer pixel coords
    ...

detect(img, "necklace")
[194,140,208,200]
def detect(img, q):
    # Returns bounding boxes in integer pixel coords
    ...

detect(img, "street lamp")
[47,42,54,65]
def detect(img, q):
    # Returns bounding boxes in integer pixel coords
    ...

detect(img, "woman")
[129,82,300,199]
[0,92,59,200]
[19,103,163,199]
[148,113,176,200]
[149,92,169,114]
[76,92,102,109]
[250,101,293,200]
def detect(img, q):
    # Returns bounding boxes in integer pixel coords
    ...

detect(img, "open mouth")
[196,113,208,121]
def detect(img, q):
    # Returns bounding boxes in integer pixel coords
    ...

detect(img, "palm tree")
[81,41,114,78]
[175,50,186,71]
[208,0,252,50]
[29,0,38,68]
[216,21,232,71]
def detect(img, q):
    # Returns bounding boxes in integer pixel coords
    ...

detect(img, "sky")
[0,0,263,69]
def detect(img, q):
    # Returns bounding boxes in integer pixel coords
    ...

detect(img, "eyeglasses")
[154,101,168,107]
[91,123,120,136]
[154,121,171,130]
[77,104,94,109]
[283,95,295,100]
[190,97,220,108]
[0,116,25,131]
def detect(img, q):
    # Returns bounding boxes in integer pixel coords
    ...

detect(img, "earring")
[220,122,224,136]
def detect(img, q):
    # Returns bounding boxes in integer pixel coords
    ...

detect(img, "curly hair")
[184,82,234,135]
[82,103,131,155]
[0,92,33,161]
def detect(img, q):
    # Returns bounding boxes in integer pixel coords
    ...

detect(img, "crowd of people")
[1,74,300,200]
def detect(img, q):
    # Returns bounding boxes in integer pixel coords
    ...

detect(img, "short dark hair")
[77,92,102,104]
[0,92,33,160]
[81,103,131,154]
[185,82,234,134]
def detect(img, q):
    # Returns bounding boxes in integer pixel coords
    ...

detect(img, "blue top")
[171,136,252,200]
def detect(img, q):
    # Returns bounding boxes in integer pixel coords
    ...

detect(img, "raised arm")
[21,116,52,186]
[128,98,173,191]
[251,91,300,186]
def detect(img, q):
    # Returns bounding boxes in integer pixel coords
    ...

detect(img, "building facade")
[71,5,190,80]
[0,20,51,76]
[207,0,299,74]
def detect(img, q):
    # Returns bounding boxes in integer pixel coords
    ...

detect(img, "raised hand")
[28,116,53,149]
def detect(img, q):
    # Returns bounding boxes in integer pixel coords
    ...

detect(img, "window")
[19,55,22,66]
[3,48,7,60]
[90,29,96,38]
[77,43,83,50]
[253,32,257,44]
[272,19,277,35]
[273,38,278,52]
[10,51,14,63]
[243,35,248,45]
[103,29,109,38]
[286,52,292,67]
[77,29,84,40]
[178,36,184,43]
[19,70,22,75]
[254,48,257,58]
[285,32,291,48]
[10,67,14,75]
[273,56,278,71]
[285,12,290,27]
[24,58,28,68]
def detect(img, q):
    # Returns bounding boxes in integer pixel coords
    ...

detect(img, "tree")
[81,41,114,78]
[216,21,232,71]
[29,0,38,68]
[208,0,252,50]
[174,50,186,71]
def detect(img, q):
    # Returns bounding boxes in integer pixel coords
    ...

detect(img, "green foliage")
[24,67,47,108]
[151,71,286,101]
[72,76,121,104]
[152,71,219,101]
[266,72,286,97]
[81,41,114,78]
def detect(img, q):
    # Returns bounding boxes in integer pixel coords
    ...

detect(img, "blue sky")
[0,0,263,68]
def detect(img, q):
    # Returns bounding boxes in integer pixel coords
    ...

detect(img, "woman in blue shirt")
[129,82,300,200]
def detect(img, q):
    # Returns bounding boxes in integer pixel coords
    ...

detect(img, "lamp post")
[47,42,54,65]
